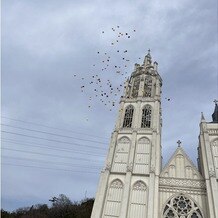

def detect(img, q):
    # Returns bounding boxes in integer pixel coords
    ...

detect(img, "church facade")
[91,51,218,218]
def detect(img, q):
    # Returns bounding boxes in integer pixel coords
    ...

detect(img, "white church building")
[91,51,218,218]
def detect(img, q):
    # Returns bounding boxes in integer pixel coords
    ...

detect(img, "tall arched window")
[104,179,124,217]
[112,137,131,172]
[128,181,147,217]
[141,105,151,128]
[163,194,203,218]
[123,105,134,128]
[133,137,151,174]
[132,76,140,98]
[144,76,152,97]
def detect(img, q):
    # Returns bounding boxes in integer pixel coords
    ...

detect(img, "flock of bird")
[72,26,171,120]
[73,26,139,115]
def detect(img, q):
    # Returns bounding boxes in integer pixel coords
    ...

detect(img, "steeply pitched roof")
[160,146,203,180]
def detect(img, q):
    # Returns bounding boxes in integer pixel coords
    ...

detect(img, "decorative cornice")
[208,129,218,135]
[159,186,206,195]
[120,97,157,103]
[118,128,153,135]
[159,177,206,189]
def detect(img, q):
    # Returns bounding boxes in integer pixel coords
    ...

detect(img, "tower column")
[147,173,155,218]
[91,170,110,218]
[119,172,131,218]
[135,100,142,128]
[203,131,218,217]
[106,130,119,165]
[153,100,161,218]
[210,177,218,216]
[115,101,125,130]
[153,175,160,218]
[120,131,137,218]
[199,131,215,218]
[91,131,118,218]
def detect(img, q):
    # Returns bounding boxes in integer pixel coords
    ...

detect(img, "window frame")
[143,76,153,97]
[141,105,152,128]
[123,105,134,128]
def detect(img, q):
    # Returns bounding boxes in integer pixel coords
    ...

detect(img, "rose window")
[163,194,203,218]
[172,195,192,215]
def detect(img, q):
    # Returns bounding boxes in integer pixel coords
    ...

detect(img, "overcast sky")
[2,0,218,212]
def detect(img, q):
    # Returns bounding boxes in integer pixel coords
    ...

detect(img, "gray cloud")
[2,0,217,211]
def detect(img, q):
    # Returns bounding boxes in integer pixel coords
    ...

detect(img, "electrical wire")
[2,163,100,174]
[1,124,108,144]
[2,139,106,157]
[2,155,102,169]
[2,131,107,151]
[2,147,104,163]
[1,116,110,140]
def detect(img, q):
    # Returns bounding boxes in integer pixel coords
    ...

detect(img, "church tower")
[91,50,162,218]
[198,101,218,217]
[91,51,217,217]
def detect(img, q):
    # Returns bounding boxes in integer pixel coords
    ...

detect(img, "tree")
[50,194,72,208]
[1,209,11,218]
[1,195,94,218]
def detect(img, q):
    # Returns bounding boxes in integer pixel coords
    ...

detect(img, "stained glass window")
[144,76,152,97]
[123,105,134,128]
[163,194,203,218]
[132,76,140,98]
[141,105,151,128]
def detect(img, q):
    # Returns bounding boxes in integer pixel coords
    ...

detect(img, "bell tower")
[198,101,218,218]
[91,50,162,218]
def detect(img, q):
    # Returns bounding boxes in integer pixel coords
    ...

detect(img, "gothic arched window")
[132,76,140,98]
[104,179,124,217]
[128,181,147,217]
[123,105,134,128]
[144,76,152,97]
[163,194,203,218]
[112,137,131,172]
[141,105,152,128]
[133,137,151,174]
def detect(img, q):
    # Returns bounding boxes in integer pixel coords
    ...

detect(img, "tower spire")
[212,99,218,123]
[148,48,151,55]
[201,112,206,122]
[143,49,152,66]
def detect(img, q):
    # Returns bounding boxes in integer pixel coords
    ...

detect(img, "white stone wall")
[198,120,218,218]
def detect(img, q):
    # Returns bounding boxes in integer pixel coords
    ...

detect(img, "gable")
[160,147,203,180]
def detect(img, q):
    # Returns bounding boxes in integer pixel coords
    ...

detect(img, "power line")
[2,131,107,151]
[2,138,106,156]
[2,163,100,174]
[2,147,104,163]
[1,116,110,140]
[2,155,102,169]
[1,124,108,145]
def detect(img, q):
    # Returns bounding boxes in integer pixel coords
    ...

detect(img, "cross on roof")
[214,99,218,105]
[177,140,182,147]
